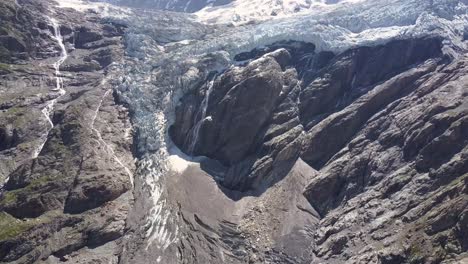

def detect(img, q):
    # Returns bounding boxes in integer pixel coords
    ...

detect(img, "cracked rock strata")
[0,0,134,263]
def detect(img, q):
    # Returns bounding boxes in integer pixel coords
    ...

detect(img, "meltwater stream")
[90,79,134,187]
[186,75,216,155]
[32,17,68,158]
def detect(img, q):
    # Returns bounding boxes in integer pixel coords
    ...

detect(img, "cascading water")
[186,75,216,155]
[90,82,134,187]
[32,17,68,158]
[51,18,68,93]
[0,177,8,196]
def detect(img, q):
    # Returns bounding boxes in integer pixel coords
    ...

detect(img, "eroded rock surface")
[170,38,468,263]
[0,1,134,263]
[0,0,467,263]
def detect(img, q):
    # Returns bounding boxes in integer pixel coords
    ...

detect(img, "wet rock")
[299,38,442,131]
[170,36,466,264]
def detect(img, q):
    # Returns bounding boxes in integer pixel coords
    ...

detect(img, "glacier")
[58,0,468,261]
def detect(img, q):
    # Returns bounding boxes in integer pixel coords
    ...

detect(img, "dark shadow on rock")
[170,37,446,201]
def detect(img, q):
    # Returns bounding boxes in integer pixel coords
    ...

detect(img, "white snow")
[0,177,9,195]
[167,154,191,174]
[186,0,468,57]
[56,0,107,11]
[141,155,179,250]
[195,0,365,25]
[56,0,131,18]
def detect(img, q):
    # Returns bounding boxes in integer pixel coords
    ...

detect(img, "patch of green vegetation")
[47,139,71,158]
[433,247,447,262]
[0,2,16,20]
[4,107,37,128]
[0,212,33,241]
[0,23,26,41]
[6,106,21,114]
[0,63,11,72]
[15,142,32,153]
[446,173,468,189]
[12,115,27,128]
[28,175,57,189]
[0,191,18,207]
[0,175,58,208]
[0,209,61,241]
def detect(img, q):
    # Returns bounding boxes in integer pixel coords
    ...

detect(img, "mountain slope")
[0,0,467,263]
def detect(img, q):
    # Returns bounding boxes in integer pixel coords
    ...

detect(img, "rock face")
[0,0,134,263]
[169,37,468,263]
[172,50,290,164]
[171,38,447,191]
[0,0,467,263]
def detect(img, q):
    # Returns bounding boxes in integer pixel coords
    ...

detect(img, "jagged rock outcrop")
[170,37,468,263]
[172,50,291,163]
[303,56,468,263]
[171,37,449,192]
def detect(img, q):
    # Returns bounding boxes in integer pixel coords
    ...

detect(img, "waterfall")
[90,87,134,187]
[186,75,216,155]
[0,176,9,196]
[32,17,68,158]
[51,18,68,93]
